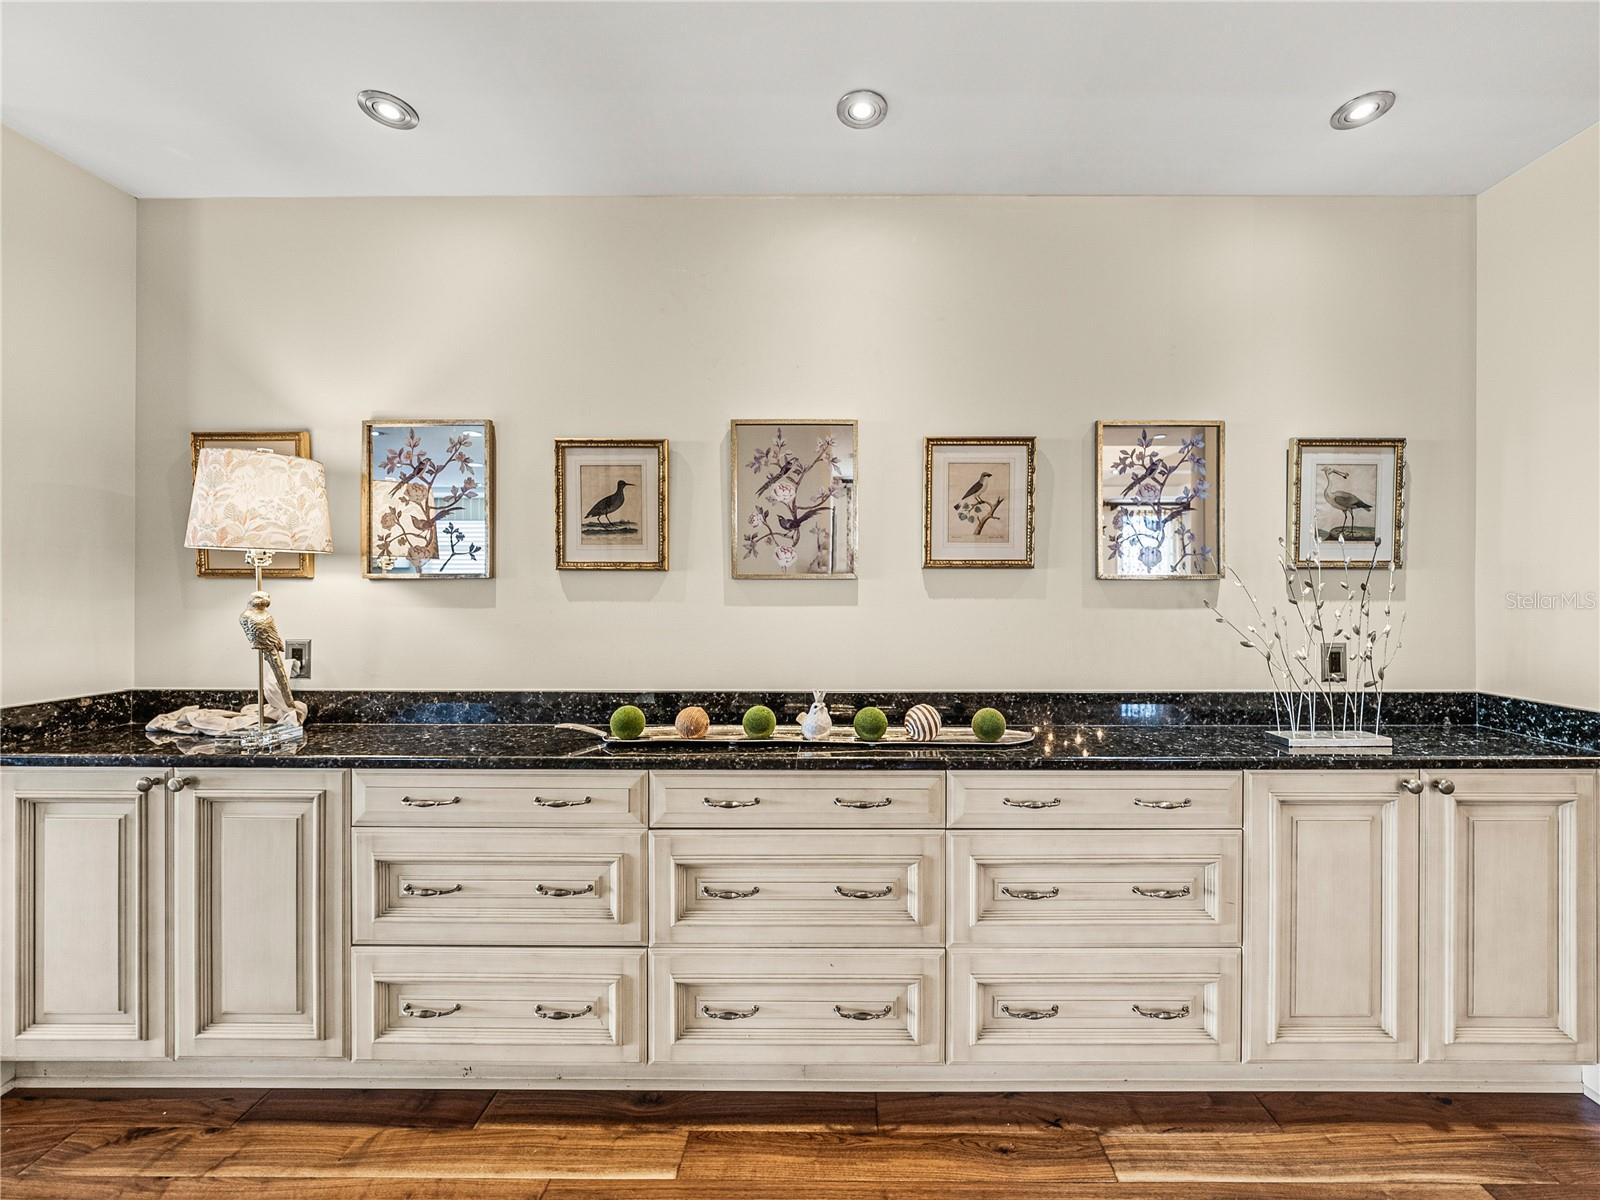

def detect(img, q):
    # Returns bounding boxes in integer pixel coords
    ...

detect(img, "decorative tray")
[560,724,1035,750]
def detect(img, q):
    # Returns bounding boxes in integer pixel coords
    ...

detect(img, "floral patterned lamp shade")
[184,447,334,554]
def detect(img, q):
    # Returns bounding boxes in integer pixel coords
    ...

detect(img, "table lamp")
[184,447,334,748]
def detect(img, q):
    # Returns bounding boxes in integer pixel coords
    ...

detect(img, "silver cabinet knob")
[135,777,160,794]
[1432,778,1457,795]
[166,776,196,794]
[1397,778,1425,795]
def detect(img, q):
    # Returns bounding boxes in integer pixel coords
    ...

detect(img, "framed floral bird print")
[362,420,494,579]
[1096,419,1224,580]
[1288,437,1405,569]
[554,438,669,570]
[730,419,858,579]
[924,437,1036,568]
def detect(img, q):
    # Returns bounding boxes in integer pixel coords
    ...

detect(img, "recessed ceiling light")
[837,89,888,129]
[357,89,419,130]
[1330,90,1395,130]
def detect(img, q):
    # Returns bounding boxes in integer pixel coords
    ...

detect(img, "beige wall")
[134,196,1476,692]
[1,128,137,706]
[1476,127,1600,712]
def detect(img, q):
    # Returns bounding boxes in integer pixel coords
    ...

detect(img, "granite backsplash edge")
[3,688,1595,753]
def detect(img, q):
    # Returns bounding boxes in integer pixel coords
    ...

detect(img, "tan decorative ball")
[674,706,711,739]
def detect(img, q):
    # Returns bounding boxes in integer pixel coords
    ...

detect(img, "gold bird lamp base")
[238,548,306,751]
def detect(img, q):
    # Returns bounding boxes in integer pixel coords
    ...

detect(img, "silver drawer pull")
[1002,1003,1060,1020]
[401,882,463,898]
[702,885,760,900]
[1002,797,1061,809]
[401,1002,460,1019]
[535,882,596,898]
[534,795,593,808]
[400,795,461,808]
[1001,885,1060,901]
[534,1003,594,1021]
[1133,797,1193,810]
[834,797,893,809]
[703,796,761,809]
[834,884,894,900]
[1131,885,1192,900]
[1133,1004,1191,1020]
[834,1004,893,1021]
[701,1004,759,1021]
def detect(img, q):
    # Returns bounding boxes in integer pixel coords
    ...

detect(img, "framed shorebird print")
[1288,437,1405,568]
[555,438,669,570]
[190,430,316,579]
[924,437,1036,568]
[731,419,858,579]
[1096,419,1224,580]
[362,420,495,579]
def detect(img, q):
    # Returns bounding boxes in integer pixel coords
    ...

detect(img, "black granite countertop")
[3,720,1596,772]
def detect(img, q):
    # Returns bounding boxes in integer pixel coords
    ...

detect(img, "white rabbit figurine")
[800,691,833,741]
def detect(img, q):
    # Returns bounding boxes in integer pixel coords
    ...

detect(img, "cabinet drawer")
[353,947,644,1063]
[353,770,645,828]
[651,832,942,947]
[949,772,1241,828]
[353,829,645,945]
[950,831,1241,946]
[652,771,945,828]
[949,948,1241,1064]
[650,949,943,1065]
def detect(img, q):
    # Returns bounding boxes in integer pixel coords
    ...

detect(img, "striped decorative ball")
[903,703,943,742]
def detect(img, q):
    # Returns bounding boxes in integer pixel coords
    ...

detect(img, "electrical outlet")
[285,640,312,681]
[1320,641,1347,683]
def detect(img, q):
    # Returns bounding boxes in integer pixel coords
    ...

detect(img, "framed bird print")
[1288,437,1405,569]
[1096,419,1224,580]
[924,437,1036,568]
[190,430,315,579]
[555,438,669,570]
[731,419,858,579]
[362,419,494,579]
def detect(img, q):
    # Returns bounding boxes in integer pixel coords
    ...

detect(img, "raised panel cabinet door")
[173,769,346,1059]
[1244,771,1419,1063]
[1421,770,1597,1063]
[1,768,167,1059]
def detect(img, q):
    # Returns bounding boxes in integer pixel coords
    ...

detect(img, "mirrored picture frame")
[361,419,495,580]
[190,430,315,579]
[1288,436,1405,569]
[730,419,858,579]
[554,438,669,570]
[924,436,1036,568]
[1095,419,1224,580]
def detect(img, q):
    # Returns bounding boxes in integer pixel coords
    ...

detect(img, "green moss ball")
[972,707,1007,743]
[853,706,889,742]
[609,705,647,740]
[741,704,777,739]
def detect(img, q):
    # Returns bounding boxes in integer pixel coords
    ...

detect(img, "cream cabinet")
[172,769,346,1059]
[1244,771,1420,1063]
[1,768,167,1059]
[1421,770,1597,1063]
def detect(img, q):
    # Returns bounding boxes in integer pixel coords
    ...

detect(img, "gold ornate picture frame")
[190,431,315,579]
[923,437,1036,568]
[361,419,495,580]
[554,438,669,570]
[1095,419,1225,580]
[1288,437,1406,569]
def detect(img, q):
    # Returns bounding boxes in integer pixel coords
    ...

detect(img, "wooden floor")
[2,1088,1597,1198]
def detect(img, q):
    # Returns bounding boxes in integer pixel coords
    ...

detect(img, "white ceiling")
[3,1,1596,198]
